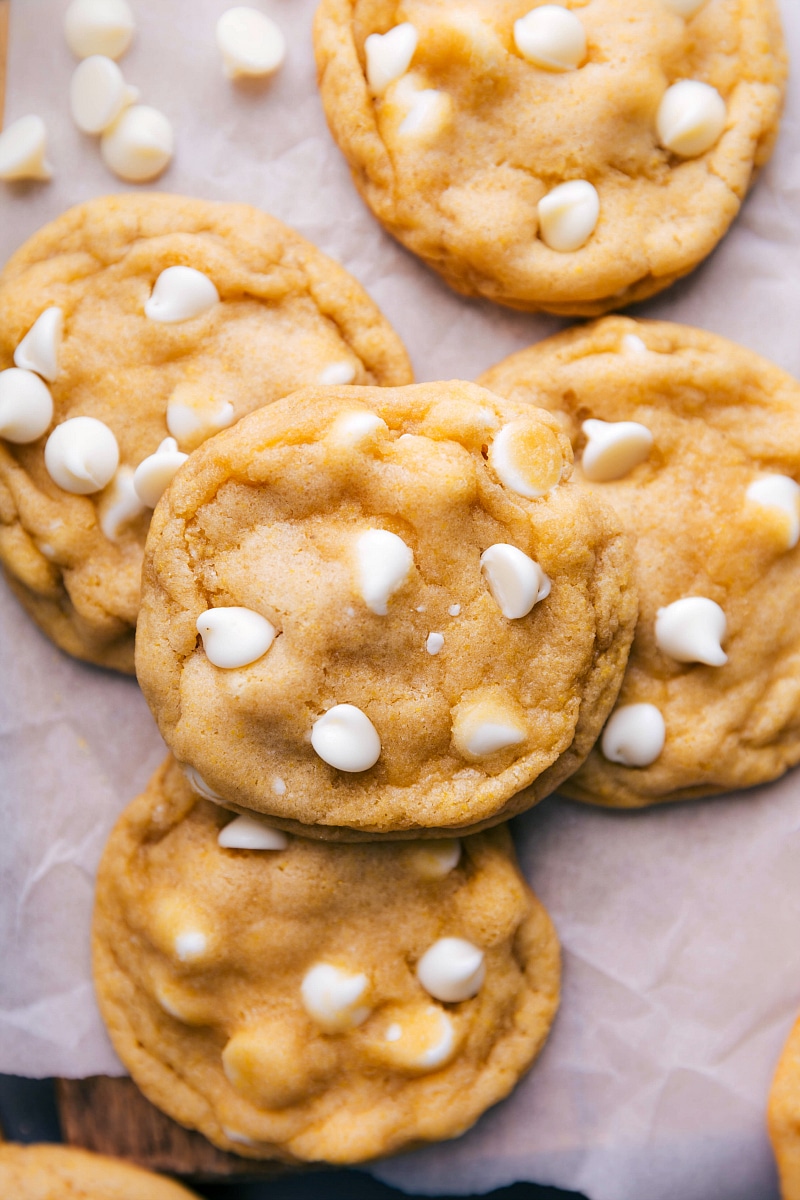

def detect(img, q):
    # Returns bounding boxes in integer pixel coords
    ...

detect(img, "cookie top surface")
[481,316,800,807]
[314,0,786,316]
[135,380,636,838]
[93,757,560,1164]
[0,1144,198,1200]
[0,193,411,672]
[769,1014,800,1200]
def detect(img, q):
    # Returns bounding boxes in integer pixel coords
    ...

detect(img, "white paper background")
[2,2,800,1198]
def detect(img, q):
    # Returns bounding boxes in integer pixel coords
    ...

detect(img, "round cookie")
[0,1143,199,1200]
[135,380,637,839]
[481,316,800,807]
[0,194,412,673]
[769,1016,800,1200]
[93,756,561,1164]
[313,0,786,316]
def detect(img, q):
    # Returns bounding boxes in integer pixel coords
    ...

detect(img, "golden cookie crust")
[313,0,786,316]
[769,1016,800,1200]
[135,380,637,838]
[93,757,561,1165]
[0,1143,199,1200]
[0,193,412,673]
[481,316,800,807]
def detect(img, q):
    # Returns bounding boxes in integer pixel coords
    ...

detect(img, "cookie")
[135,379,637,838]
[313,0,786,316]
[93,756,560,1164]
[769,1016,800,1200]
[0,1143,199,1200]
[481,316,800,807]
[0,193,412,673]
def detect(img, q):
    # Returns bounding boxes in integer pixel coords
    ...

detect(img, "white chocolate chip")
[602,704,666,767]
[196,607,277,670]
[417,938,485,1003]
[398,87,451,141]
[408,839,461,880]
[655,597,727,667]
[386,1023,402,1042]
[538,180,600,252]
[133,437,189,507]
[480,543,550,619]
[216,8,286,80]
[461,719,525,756]
[180,764,223,802]
[329,410,387,448]
[365,23,418,96]
[581,418,653,483]
[356,528,414,615]
[145,267,219,324]
[272,777,287,795]
[99,465,145,541]
[0,369,53,443]
[44,417,119,495]
[513,6,586,72]
[489,419,564,499]
[64,0,135,59]
[0,115,53,182]
[222,1128,259,1148]
[662,0,708,15]
[318,361,357,386]
[622,334,648,354]
[218,815,288,851]
[747,475,800,550]
[657,80,726,158]
[452,693,527,760]
[414,1008,456,1069]
[166,386,234,452]
[448,604,461,617]
[301,963,371,1032]
[311,704,381,772]
[69,55,138,135]
[426,632,444,655]
[174,930,208,963]
[100,105,174,182]
[14,307,63,382]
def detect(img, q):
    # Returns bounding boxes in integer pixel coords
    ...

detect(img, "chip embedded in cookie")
[313,0,786,315]
[481,316,800,807]
[0,1143,200,1199]
[92,757,561,1164]
[135,380,637,838]
[0,193,412,672]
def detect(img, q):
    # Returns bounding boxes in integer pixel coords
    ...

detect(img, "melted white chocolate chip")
[196,607,277,670]
[0,116,53,182]
[328,410,388,449]
[417,937,485,1003]
[480,543,550,619]
[45,416,119,495]
[747,475,800,550]
[317,361,357,386]
[14,307,63,382]
[489,419,564,499]
[218,815,288,851]
[133,437,189,507]
[216,7,286,80]
[513,6,586,72]
[101,105,174,182]
[622,333,648,355]
[408,839,461,880]
[301,963,371,1032]
[70,55,138,134]
[166,389,234,452]
[99,465,145,541]
[365,23,418,96]
[64,0,135,59]
[581,418,653,483]
[0,369,53,443]
[174,930,209,963]
[311,704,381,772]
[180,764,223,802]
[145,266,219,324]
[378,1005,457,1072]
[452,693,527,760]
[657,80,726,158]
[397,83,452,142]
[655,597,727,667]
[538,180,599,252]
[602,704,666,767]
[356,528,414,615]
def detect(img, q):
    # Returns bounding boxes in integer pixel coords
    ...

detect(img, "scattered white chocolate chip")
[356,528,414,615]
[174,930,209,963]
[222,1128,259,1148]
[328,410,387,448]
[538,180,600,252]
[318,361,357,386]
[581,418,653,483]
[382,1007,456,1071]
[216,7,286,80]
[64,0,135,59]
[99,466,145,541]
[69,55,138,135]
[311,704,381,772]
[398,87,451,141]
[133,437,188,507]
[480,543,550,619]
[0,115,53,182]
[44,417,119,495]
[145,266,219,324]
[622,333,648,354]
[452,694,526,760]
[218,814,288,851]
[386,1023,402,1042]
[180,764,223,802]
[655,597,728,667]
[301,963,371,1032]
[272,776,287,795]
[365,23,419,96]
[0,369,53,443]
[747,475,800,550]
[426,632,444,655]
[14,307,63,382]
[417,938,485,1003]
[408,839,461,880]
[662,0,708,15]
[513,6,586,71]
[657,80,726,158]
[196,607,277,670]
[489,419,564,499]
[448,604,461,617]
[101,104,174,182]
[166,391,234,452]
[602,704,666,767]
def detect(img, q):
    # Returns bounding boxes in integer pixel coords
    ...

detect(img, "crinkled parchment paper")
[2,2,800,1198]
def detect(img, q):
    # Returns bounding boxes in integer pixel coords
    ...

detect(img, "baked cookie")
[769,1016,800,1200]
[135,380,637,838]
[314,0,786,316]
[0,194,411,673]
[93,756,560,1164]
[481,316,800,807]
[0,1143,198,1199]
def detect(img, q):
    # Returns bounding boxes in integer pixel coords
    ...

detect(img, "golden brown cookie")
[0,193,411,673]
[313,0,786,316]
[481,316,800,807]
[135,380,637,838]
[0,1143,199,1200]
[770,1016,800,1200]
[93,757,560,1164]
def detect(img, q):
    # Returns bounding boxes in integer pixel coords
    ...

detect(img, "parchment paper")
[2,2,800,1198]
